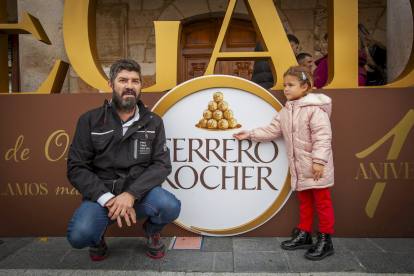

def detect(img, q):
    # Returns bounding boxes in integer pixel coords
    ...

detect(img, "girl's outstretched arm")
[249,113,283,142]
[233,130,251,140]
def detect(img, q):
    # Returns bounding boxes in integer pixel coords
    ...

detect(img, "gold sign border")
[152,75,291,235]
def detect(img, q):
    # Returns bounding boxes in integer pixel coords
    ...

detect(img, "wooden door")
[179,18,257,83]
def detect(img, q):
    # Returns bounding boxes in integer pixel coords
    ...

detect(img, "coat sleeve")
[124,119,172,202]
[67,114,110,201]
[309,107,332,166]
[251,113,283,142]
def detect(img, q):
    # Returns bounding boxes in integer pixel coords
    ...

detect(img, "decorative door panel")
[180,18,257,83]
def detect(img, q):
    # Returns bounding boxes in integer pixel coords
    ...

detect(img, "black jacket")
[250,41,274,89]
[67,99,172,203]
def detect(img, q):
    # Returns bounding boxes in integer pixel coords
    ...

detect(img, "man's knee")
[67,221,102,249]
[154,188,181,220]
[67,225,92,249]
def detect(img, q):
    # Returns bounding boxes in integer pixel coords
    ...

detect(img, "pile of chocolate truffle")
[198,92,239,130]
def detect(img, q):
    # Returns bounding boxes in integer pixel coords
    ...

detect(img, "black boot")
[304,231,334,260]
[281,228,313,250]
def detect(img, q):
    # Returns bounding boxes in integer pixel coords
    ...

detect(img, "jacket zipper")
[112,180,116,193]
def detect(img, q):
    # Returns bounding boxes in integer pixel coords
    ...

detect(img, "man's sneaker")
[142,220,166,259]
[89,235,109,261]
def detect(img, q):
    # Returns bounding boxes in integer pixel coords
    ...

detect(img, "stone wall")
[17,0,388,93]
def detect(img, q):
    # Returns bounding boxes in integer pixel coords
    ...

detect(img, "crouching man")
[66,59,181,260]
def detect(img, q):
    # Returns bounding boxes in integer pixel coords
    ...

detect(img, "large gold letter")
[63,0,110,92]
[324,0,359,88]
[384,0,414,87]
[142,22,181,92]
[204,0,297,90]
[0,1,52,92]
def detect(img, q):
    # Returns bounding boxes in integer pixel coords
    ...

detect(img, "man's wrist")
[97,192,115,207]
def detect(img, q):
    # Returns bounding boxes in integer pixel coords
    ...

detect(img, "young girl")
[233,66,334,261]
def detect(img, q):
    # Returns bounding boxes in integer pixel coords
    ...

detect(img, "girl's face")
[283,75,308,101]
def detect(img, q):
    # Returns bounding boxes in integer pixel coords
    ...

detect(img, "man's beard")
[112,88,140,114]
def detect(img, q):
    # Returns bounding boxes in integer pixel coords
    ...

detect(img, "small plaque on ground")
[171,236,203,250]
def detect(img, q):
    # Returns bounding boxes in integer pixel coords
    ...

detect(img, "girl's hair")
[283,66,314,95]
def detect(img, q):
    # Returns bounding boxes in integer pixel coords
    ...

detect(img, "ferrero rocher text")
[196,92,240,130]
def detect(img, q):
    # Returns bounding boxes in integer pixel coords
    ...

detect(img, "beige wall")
[16,0,388,93]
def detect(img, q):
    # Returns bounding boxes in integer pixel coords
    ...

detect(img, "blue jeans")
[66,187,181,249]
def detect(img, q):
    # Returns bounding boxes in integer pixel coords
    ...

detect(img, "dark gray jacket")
[67,99,171,202]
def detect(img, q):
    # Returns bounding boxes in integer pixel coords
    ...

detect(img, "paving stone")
[23,237,74,251]
[300,272,372,276]
[351,251,405,273]
[72,270,125,275]
[56,250,133,270]
[202,237,233,252]
[23,269,74,275]
[105,237,146,251]
[0,269,28,276]
[161,250,214,272]
[185,272,298,276]
[338,238,382,252]
[368,238,414,252]
[386,252,414,273]
[284,250,366,273]
[119,272,184,276]
[0,249,70,269]
[213,252,233,272]
[123,241,164,271]
[234,251,290,273]
[234,237,281,252]
[0,238,37,262]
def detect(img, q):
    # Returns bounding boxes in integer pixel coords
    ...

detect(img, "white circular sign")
[153,76,291,236]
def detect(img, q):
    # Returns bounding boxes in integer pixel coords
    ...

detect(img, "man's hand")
[311,163,324,181]
[105,192,137,227]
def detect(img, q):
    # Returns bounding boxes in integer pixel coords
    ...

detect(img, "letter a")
[204,0,297,90]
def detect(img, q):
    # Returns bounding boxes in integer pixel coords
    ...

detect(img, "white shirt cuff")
[97,192,115,207]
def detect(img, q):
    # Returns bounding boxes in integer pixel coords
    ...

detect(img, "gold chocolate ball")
[218,101,228,111]
[218,119,229,130]
[224,109,234,120]
[228,118,238,128]
[207,119,218,129]
[203,109,212,119]
[208,101,218,111]
[213,92,223,102]
[199,118,208,128]
[213,110,223,120]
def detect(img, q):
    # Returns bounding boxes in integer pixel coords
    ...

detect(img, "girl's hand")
[233,130,251,140]
[311,163,324,181]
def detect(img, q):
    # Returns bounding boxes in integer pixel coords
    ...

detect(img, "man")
[287,34,300,56]
[251,34,300,89]
[296,53,313,69]
[66,59,181,261]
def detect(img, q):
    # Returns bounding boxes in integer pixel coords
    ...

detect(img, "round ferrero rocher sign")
[153,76,291,236]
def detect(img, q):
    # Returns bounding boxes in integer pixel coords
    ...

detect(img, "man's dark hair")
[287,34,299,45]
[109,59,142,86]
[296,53,312,64]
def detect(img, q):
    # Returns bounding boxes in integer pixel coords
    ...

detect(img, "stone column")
[387,0,413,83]
[17,0,69,93]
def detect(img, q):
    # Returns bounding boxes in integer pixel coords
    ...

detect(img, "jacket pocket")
[129,132,152,163]
[91,130,114,154]
[299,150,314,178]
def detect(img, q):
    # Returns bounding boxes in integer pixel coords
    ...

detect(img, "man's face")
[300,56,313,69]
[108,69,142,113]
[290,41,299,56]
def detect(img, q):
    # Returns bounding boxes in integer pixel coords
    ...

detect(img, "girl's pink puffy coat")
[251,93,334,191]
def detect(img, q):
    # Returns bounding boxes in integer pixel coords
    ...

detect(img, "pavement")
[0,236,413,275]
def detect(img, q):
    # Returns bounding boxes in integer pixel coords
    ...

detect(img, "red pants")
[297,188,334,234]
